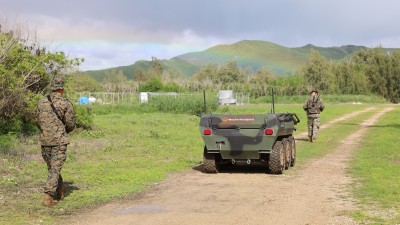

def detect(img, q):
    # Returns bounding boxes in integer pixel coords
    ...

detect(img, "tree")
[192,64,218,89]
[332,61,369,95]
[301,50,336,94]
[216,61,243,84]
[241,66,255,83]
[250,68,277,84]
[151,57,164,76]
[0,21,83,128]
[102,70,129,92]
[65,72,102,92]
[139,76,163,92]
[390,51,400,102]
[249,68,277,97]
[351,47,400,102]
[133,68,147,82]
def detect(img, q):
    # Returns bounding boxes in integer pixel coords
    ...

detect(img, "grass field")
[349,107,400,224]
[252,94,388,104]
[0,104,398,224]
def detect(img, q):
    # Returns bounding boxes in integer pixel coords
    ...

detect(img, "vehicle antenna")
[203,90,207,114]
[271,88,275,113]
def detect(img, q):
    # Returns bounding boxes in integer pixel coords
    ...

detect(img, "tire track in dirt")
[263,107,393,225]
[67,107,393,225]
[296,107,375,139]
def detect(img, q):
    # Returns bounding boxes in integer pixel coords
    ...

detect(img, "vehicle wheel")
[203,146,218,173]
[269,140,285,174]
[282,138,291,170]
[288,136,296,167]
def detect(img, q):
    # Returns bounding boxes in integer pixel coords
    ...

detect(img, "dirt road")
[68,107,393,225]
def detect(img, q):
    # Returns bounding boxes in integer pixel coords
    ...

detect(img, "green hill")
[84,40,390,81]
[176,40,310,75]
[293,44,367,60]
[85,58,198,82]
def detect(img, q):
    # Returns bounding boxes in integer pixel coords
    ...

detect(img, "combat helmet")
[50,77,65,90]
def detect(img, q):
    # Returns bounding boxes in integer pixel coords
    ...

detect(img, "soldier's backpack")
[308,97,321,114]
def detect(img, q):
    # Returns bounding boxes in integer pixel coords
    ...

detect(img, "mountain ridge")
[84,40,391,81]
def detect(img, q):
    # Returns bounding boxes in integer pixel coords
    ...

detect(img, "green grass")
[0,104,393,224]
[293,109,377,164]
[0,112,204,224]
[87,92,218,115]
[349,107,400,224]
[252,94,388,104]
[345,210,386,224]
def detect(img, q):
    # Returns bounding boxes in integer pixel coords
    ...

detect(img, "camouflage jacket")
[36,92,76,146]
[303,96,325,115]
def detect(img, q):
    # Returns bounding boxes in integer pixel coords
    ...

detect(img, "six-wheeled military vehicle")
[198,91,300,174]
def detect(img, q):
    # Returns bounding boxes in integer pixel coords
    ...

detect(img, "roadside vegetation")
[95,48,400,104]
[0,20,90,136]
[349,107,400,224]
[88,92,218,116]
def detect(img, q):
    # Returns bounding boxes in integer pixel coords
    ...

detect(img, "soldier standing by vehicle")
[36,77,76,206]
[303,90,324,143]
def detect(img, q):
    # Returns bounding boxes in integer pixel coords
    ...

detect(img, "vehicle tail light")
[264,128,273,135]
[203,129,212,135]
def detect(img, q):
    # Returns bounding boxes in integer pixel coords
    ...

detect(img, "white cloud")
[2,0,400,70]
[52,39,214,71]
[43,27,234,70]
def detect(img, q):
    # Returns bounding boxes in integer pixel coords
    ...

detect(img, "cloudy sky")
[1,0,399,70]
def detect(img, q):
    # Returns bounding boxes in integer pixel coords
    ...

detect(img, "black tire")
[269,141,285,174]
[203,146,218,173]
[282,138,291,170]
[288,136,296,167]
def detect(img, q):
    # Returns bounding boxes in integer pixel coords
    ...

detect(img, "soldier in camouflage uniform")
[303,90,325,143]
[36,77,76,206]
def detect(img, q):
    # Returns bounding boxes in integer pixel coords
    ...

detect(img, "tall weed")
[90,93,218,115]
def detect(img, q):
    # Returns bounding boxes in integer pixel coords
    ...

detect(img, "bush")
[0,133,17,154]
[74,105,94,129]
[0,116,38,135]
[0,104,94,135]
[163,82,186,92]
[139,77,163,92]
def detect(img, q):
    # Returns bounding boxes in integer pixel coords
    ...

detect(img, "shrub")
[0,116,38,135]
[0,133,17,154]
[74,105,94,129]
[139,77,163,92]
[144,93,218,114]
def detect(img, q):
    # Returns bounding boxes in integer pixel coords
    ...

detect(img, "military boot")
[43,194,58,206]
[56,185,65,200]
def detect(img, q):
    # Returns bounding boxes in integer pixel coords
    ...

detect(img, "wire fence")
[74,92,250,105]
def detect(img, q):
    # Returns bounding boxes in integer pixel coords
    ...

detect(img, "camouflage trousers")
[307,115,321,140]
[41,145,67,195]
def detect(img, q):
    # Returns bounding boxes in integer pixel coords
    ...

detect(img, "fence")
[74,92,250,105]
[74,92,139,105]
[234,92,250,105]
